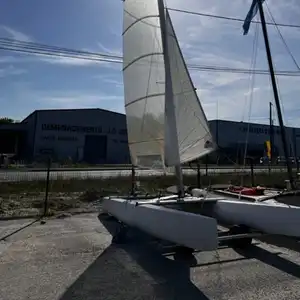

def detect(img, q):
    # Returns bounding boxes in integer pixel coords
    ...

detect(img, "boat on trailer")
[101,0,300,252]
[102,186,300,251]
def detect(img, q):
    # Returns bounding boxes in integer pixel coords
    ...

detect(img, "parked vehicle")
[276,156,299,165]
[259,156,270,165]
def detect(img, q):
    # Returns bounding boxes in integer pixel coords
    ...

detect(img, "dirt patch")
[0,192,100,219]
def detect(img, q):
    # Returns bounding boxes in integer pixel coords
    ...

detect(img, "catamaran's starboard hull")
[102,197,218,251]
[214,199,300,237]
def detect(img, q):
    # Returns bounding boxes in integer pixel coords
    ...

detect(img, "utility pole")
[258,0,295,189]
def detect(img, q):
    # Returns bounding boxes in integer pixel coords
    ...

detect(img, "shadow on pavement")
[234,244,300,279]
[59,214,210,300]
[259,235,300,254]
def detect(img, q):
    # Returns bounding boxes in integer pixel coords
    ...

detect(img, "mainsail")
[123,0,215,169]
[123,0,166,168]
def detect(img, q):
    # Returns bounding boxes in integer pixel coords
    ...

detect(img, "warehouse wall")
[209,120,300,158]
[21,112,38,159]
[32,109,130,164]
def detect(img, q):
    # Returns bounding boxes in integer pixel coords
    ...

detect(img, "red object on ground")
[228,185,266,196]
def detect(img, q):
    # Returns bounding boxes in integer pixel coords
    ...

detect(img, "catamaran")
[101,0,300,251]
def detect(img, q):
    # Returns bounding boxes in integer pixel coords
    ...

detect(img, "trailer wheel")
[98,212,117,221]
[112,223,128,244]
[230,237,253,248]
[175,246,195,255]
[228,225,253,249]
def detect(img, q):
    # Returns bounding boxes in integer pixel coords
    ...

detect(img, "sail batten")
[123,52,163,71]
[122,0,215,170]
[123,13,160,36]
[125,92,165,108]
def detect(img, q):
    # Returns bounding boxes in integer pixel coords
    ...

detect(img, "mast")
[269,102,273,163]
[257,0,295,188]
[157,0,185,197]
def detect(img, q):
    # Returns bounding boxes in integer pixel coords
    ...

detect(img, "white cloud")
[97,42,122,57]
[0,56,19,63]
[10,82,124,114]
[0,25,33,42]
[93,73,123,88]
[0,65,27,77]
[2,80,125,119]
[0,54,27,78]
[39,93,125,114]
[39,55,100,66]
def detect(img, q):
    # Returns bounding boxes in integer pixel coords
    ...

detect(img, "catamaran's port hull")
[101,197,219,251]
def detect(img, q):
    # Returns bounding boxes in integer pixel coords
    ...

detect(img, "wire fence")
[0,158,294,220]
[0,161,292,181]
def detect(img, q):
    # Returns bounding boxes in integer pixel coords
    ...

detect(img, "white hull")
[102,197,219,251]
[214,199,300,237]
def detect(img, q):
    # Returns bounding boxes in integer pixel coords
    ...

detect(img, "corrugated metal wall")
[21,112,37,160]
[32,109,130,164]
[209,119,300,158]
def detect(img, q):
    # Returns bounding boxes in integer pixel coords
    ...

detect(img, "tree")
[0,117,15,124]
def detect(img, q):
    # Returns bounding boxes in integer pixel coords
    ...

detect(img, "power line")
[0,37,122,60]
[168,7,300,29]
[0,38,300,77]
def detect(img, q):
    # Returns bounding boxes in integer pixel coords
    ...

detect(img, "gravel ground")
[0,213,300,300]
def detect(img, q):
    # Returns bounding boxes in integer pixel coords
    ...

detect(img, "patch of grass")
[0,171,295,219]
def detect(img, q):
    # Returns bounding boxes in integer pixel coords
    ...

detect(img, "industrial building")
[209,120,300,163]
[0,108,130,164]
[0,108,299,164]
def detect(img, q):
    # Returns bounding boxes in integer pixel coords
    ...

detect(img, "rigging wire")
[167,7,300,29]
[242,21,259,168]
[264,1,300,71]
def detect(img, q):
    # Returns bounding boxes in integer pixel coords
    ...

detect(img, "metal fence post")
[196,160,201,188]
[43,156,51,216]
[131,164,136,196]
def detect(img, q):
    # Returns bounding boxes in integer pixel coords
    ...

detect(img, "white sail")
[164,9,215,165]
[123,0,166,169]
[123,0,215,169]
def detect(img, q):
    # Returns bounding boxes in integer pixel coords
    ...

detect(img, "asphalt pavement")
[0,213,299,300]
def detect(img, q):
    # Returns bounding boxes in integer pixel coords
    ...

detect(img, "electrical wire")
[0,37,122,60]
[0,38,300,77]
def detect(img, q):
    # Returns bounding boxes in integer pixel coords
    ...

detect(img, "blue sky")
[1,0,300,126]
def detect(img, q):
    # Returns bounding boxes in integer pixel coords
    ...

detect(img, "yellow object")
[265,140,271,159]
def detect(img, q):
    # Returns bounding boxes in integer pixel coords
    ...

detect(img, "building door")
[83,135,107,164]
